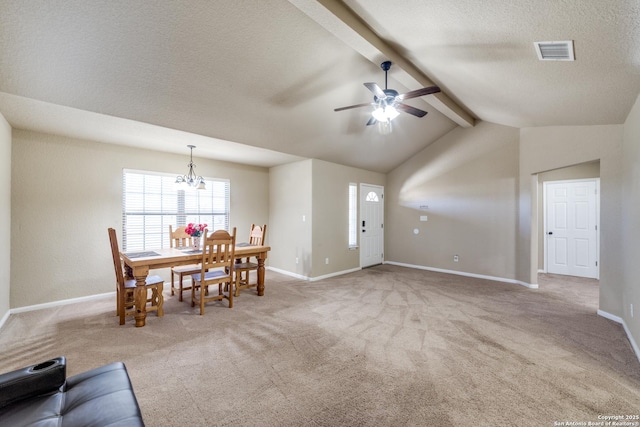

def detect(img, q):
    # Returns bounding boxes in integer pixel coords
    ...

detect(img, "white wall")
[269,158,385,279]
[269,160,313,276]
[519,125,623,312]
[11,129,269,308]
[386,121,520,281]
[622,94,640,347]
[0,113,10,324]
[311,159,385,277]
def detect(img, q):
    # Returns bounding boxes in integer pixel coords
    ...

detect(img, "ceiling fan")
[334,61,441,128]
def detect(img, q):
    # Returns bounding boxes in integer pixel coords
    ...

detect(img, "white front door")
[360,184,384,268]
[544,179,599,278]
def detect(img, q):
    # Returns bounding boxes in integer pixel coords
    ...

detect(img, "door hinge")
[381,224,383,228]
[381,253,384,258]
[595,225,597,231]
[596,261,598,267]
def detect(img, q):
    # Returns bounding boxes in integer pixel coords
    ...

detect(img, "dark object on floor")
[0,356,144,426]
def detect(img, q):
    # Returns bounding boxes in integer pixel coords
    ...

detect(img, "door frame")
[543,178,600,279]
[359,183,384,268]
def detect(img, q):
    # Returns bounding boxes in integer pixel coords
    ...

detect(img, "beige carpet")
[1,265,639,426]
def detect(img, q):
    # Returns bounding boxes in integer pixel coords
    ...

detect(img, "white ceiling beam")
[290,0,475,128]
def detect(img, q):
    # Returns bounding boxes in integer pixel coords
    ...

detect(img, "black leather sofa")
[0,356,145,426]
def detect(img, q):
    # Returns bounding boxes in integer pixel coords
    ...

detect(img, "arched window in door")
[365,191,379,202]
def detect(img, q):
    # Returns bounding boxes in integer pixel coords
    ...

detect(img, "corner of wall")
[0,112,11,326]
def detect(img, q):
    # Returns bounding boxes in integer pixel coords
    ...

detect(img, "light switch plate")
[420,215,428,221]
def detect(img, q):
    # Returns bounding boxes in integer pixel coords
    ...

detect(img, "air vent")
[533,40,575,61]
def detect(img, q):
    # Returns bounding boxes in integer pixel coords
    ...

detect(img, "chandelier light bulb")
[371,105,399,122]
[175,145,206,190]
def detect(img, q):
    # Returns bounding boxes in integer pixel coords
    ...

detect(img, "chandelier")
[175,145,206,190]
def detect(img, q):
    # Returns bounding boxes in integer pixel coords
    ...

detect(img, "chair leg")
[118,290,126,325]
[228,280,233,308]
[157,283,164,317]
[191,281,196,308]
[178,273,184,302]
[171,271,175,296]
[200,284,205,315]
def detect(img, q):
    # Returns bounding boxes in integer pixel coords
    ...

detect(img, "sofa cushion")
[0,362,144,427]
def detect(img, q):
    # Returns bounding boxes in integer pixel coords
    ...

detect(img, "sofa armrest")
[0,356,66,408]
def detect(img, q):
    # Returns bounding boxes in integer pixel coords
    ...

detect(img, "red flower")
[185,223,207,237]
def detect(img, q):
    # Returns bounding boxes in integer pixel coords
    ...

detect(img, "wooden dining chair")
[233,224,266,297]
[108,228,164,325]
[191,228,236,315]
[169,225,199,301]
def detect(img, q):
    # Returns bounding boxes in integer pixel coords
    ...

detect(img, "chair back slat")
[201,228,236,274]
[169,225,193,248]
[248,224,266,246]
[108,228,125,287]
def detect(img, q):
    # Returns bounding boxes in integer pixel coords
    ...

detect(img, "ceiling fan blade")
[397,86,441,101]
[366,116,377,126]
[334,102,374,112]
[364,82,386,99]
[396,103,428,118]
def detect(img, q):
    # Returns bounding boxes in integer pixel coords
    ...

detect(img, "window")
[365,191,379,202]
[348,183,358,248]
[122,169,230,251]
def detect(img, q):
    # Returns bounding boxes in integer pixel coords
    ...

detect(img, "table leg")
[257,257,265,296]
[134,274,148,327]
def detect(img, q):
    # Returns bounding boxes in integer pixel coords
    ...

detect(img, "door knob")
[548,232,553,235]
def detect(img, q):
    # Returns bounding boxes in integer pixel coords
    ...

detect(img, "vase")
[192,236,201,250]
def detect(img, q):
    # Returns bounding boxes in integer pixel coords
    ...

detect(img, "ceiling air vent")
[533,40,575,61]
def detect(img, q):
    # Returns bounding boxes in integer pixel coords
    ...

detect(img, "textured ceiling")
[1,1,639,173]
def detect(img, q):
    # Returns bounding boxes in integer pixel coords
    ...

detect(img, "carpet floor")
[1,265,639,426]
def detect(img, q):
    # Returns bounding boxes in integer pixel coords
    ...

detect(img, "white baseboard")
[9,292,114,314]
[384,261,538,289]
[309,267,361,282]
[267,266,309,281]
[266,266,362,282]
[597,309,640,364]
[0,309,10,331]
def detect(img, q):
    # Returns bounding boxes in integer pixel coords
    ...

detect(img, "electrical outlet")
[295,257,299,264]
[325,257,329,265]
[453,255,459,262]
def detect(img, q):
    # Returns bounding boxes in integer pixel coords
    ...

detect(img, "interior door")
[544,179,599,278]
[360,184,384,268]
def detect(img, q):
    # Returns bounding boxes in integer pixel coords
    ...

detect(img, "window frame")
[348,183,358,249]
[122,169,230,251]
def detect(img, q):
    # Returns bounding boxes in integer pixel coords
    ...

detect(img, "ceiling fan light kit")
[372,105,399,122]
[334,61,441,132]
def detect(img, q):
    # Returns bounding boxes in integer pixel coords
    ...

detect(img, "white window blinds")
[122,169,230,251]
[348,183,358,248]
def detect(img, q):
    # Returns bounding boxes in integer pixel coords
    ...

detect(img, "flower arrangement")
[185,223,207,237]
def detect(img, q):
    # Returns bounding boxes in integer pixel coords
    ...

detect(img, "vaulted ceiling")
[1,1,639,173]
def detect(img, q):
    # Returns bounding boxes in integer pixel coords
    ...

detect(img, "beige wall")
[519,125,623,312]
[537,161,600,270]
[386,121,520,280]
[311,159,385,277]
[622,94,640,346]
[11,129,269,308]
[0,114,10,321]
[269,160,313,276]
[269,159,385,279]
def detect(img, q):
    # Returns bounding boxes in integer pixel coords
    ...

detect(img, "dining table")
[121,243,271,327]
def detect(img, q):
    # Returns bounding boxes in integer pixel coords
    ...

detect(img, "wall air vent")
[533,40,575,61]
